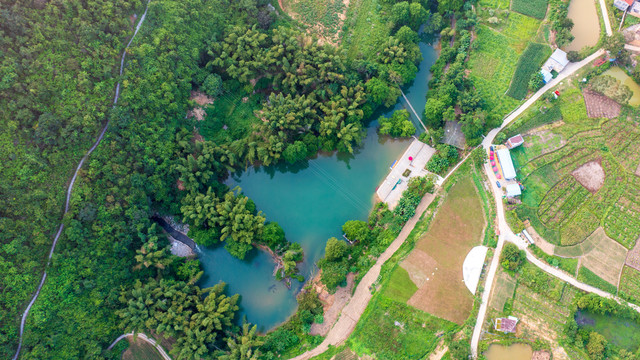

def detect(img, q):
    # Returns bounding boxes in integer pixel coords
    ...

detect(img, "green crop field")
[502,87,640,249]
[620,266,640,305]
[468,12,542,118]
[282,0,346,38]
[382,266,418,303]
[511,0,549,19]
[506,43,551,100]
[578,266,618,294]
[341,0,391,60]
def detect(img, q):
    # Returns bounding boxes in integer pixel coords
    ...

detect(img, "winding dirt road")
[12,2,152,359]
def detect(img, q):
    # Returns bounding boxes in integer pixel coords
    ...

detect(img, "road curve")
[108,333,172,360]
[12,2,152,359]
[470,48,640,358]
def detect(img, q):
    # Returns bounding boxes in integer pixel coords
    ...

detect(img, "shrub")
[378,109,416,137]
[342,220,371,243]
[500,243,526,272]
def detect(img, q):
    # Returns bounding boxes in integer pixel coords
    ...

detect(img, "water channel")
[197,42,438,332]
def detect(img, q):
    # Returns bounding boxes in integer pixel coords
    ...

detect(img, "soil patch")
[406,177,485,324]
[625,238,640,270]
[400,249,438,288]
[489,271,517,312]
[187,91,213,121]
[310,273,355,336]
[636,162,640,177]
[571,160,605,193]
[583,90,621,119]
[532,350,552,360]
[122,335,163,360]
[526,225,555,255]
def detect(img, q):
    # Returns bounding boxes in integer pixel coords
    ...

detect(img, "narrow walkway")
[599,0,613,36]
[108,333,172,360]
[400,88,428,132]
[470,48,640,359]
[11,2,152,359]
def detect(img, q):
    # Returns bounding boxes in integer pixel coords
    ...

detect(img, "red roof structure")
[495,317,518,333]
[506,134,524,149]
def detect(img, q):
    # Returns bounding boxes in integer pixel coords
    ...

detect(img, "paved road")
[599,0,613,36]
[469,48,640,358]
[11,2,152,359]
[108,333,172,360]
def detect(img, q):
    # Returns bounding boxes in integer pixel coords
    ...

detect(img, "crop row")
[604,202,640,249]
[620,267,640,305]
[506,43,550,100]
[544,186,591,227]
[560,208,600,246]
[511,0,549,20]
[538,176,576,216]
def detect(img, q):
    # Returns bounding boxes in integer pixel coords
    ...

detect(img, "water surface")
[576,310,640,351]
[563,0,600,52]
[603,67,640,106]
[197,42,437,332]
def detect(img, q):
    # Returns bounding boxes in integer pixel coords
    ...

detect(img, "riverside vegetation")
[0,0,449,358]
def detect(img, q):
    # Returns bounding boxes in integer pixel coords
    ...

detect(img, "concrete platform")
[376,138,435,209]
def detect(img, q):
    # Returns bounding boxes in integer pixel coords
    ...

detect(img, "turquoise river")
[198,42,438,332]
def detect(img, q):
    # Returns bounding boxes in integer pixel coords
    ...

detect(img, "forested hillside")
[1,0,443,358]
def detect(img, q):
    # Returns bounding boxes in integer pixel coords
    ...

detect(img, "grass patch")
[348,296,457,359]
[576,310,640,352]
[490,271,517,312]
[577,266,617,294]
[382,266,418,303]
[529,245,578,275]
[502,106,562,138]
[341,0,391,61]
[198,89,261,145]
[619,266,640,306]
[511,0,549,19]
[506,43,551,100]
[122,337,164,360]
[283,0,346,38]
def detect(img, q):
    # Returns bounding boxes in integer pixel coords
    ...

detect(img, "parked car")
[496,181,502,188]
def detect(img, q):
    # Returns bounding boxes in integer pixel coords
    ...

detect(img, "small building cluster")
[494,316,519,333]
[540,49,570,84]
[614,0,640,18]
[490,134,525,199]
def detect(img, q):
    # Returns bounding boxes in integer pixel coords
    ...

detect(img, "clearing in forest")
[280,0,349,44]
[579,228,628,287]
[121,336,164,360]
[403,176,485,324]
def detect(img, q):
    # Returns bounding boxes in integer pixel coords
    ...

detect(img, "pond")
[484,343,533,360]
[575,310,640,351]
[603,66,640,106]
[197,42,438,332]
[563,0,600,52]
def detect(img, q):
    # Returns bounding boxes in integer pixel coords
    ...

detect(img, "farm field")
[489,271,516,312]
[511,0,549,19]
[468,7,542,117]
[577,227,628,287]
[502,85,640,250]
[506,43,551,100]
[483,262,583,359]
[619,266,640,305]
[404,176,486,324]
[577,266,618,294]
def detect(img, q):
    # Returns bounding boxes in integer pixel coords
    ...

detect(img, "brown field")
[404,176,485,324]
[571,160,605,193]
[580,227,628,286]
[489,271,517,312]
[583,89,621,119]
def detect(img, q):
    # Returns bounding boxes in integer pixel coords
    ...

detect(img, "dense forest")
[0,0,496,358]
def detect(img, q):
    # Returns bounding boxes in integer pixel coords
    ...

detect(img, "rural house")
[506,134,524,149]
[494,316,519,333]
[540,49,570,83]
[506,183,522,197]
[614,0,634,11]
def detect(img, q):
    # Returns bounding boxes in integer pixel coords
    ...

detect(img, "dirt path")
[291,193,437,359]
[428,340,449,360]
[310,273,355,336]
[108,333,172,360]
[11,2,153,359]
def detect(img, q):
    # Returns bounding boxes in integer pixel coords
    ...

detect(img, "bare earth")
[583,89,621,119]
[186,91,213,121]
[571,160,605,193]
[532,350,552,360]
[400,249,437,288]
[581,227,628,286]
[526,225,555,255]
[310,273,355,336]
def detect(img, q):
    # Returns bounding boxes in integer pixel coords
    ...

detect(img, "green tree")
[342,220,370,243]
[324,237,349,261]
[586,332,606,360]
[216,188,266,259]
[500,243,525,272]
[529,72,544,91]
[202,73,224,97]
[220,322,263,360]
[261,222,286,248]
[379,109,416,137]
[283,141,308,164]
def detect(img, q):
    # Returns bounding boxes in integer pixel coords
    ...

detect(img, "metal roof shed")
[506,183,522,197]
[497,148,517,180]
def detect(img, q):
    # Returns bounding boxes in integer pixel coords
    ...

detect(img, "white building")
[542,49,570,73]
[506,183,522,197]
[497,148,517,180]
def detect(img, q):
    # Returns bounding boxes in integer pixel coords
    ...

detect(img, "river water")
[197,42,437,332]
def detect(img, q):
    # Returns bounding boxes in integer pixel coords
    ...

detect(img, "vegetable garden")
[511,0,549,19]
[506,43,551,100]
